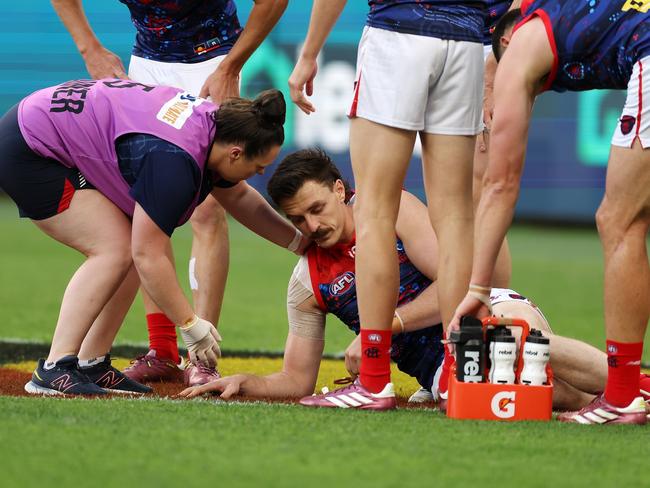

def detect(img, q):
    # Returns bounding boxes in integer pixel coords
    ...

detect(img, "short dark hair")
[492,9,522,62]
[267,148,351,206]
[212,89,286,158]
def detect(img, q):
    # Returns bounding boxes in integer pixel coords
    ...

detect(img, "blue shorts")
[392,324,445,390]
[0,105,94,220]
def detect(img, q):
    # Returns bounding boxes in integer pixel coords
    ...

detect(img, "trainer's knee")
[190,196,228,237]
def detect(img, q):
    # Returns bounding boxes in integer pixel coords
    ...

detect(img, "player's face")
[281,180,350,248]
[210,144,281,182]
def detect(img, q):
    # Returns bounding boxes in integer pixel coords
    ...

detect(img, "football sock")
[79,355,105,368]
[639,373,650,400]
[359,329,392,394]
[147,313,180,364]
[604,340,643,407]
[437,349,455,397]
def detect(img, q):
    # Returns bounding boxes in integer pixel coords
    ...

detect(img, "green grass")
[1,396,647,488]
[2,197,650,487]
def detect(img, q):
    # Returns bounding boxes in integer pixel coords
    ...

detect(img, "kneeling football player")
[179,149,650,411]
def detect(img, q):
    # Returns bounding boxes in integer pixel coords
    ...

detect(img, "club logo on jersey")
[157,91,205,129]
[620,115,636,135]
[564,62,585,81]
[490,391,516,419]
[329,272,355,296]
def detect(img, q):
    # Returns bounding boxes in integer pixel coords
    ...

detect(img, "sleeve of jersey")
[129,150,201,237]
[287,256,326,340]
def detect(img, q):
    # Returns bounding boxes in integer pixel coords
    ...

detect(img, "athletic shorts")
[0,105,94,220]
[128,54,227,96]
[612,56,650,149]
[392,324,445,390]
[348,26,484,135]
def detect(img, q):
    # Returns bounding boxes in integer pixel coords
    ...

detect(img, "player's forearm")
[51,0,103,57]
[299,0,347,60]
[213,183,298,249]
[133,252,193,325]
[217,0,288,74]
[236,371,315,398]
[393,282,442,333]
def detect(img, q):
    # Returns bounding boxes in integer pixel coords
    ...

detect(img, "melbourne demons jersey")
[120,0,242,63]
[519,0,650,91]
[306,235,445,388]
[366,1,487,43]
[484,0,512,45]
[18,79,215,226]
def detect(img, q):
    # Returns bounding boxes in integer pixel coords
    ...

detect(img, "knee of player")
[190,197,228,234]
[596,201,650,247]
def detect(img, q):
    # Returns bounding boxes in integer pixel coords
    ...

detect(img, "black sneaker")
[81,354,152,394]
[25,356,107,396]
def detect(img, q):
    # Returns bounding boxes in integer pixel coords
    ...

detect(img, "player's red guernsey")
[306,235,444,389]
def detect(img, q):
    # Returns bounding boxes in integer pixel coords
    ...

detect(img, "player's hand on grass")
[82,45,128,79]
[178,375,245,399]
[199,66,240,103]
[344,334,362,378]
[288,57,318,114]
[179,316,222,367]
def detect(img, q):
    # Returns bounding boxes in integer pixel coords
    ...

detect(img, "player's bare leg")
[494,301,607,396]
[552,377,595,411]
[595,142,650,408]
[350,117,415,394]
[78,265,140,359]
[189,193,230,325]
[420,133,475,328]
[32,190,133,363]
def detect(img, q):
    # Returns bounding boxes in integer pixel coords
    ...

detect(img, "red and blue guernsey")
[307,236,445,389]
[485,0,512,45]
[120,0,242,63]
[17,79,216,226]
[366,0,487,43]
[519,0,650,91]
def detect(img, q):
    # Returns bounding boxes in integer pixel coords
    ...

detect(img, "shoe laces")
[193,362,218,375]
[321,376,355,395]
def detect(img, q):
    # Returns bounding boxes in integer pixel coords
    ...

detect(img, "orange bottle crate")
[447,317,553,421]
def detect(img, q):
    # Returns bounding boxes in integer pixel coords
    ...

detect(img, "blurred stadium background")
[1,1,619,221]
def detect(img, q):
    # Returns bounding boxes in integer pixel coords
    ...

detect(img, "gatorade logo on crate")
[490,391,516,419]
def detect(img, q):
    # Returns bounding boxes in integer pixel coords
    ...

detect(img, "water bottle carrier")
[447,317,554,421]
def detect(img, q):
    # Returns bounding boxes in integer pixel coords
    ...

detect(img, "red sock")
[438,350,455,396]
[359,329,392,393]
[147,313,179,364]
[639,373,650,401]
[604,340,643,407]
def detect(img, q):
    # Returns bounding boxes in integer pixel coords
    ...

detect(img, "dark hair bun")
[253,89,286,128]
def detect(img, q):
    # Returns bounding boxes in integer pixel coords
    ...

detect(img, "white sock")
[79,355,106,368]
[43,361,56,370]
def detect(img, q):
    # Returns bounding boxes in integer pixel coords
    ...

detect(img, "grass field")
[0,197,648,488]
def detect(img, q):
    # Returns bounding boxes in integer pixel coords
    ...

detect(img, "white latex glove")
[178,316,222,367]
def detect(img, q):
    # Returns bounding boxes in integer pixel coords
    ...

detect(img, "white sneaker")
[408,387,434,403]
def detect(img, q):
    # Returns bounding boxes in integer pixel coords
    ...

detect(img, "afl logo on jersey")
[329,272,355,296]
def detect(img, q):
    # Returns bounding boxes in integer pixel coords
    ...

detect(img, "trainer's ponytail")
[212,89,286,157]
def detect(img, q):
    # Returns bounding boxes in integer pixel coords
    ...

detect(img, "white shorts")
[483,44,493,61]
[612,55,650,149]
[347,26,484,135]
[128,54,227,96]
